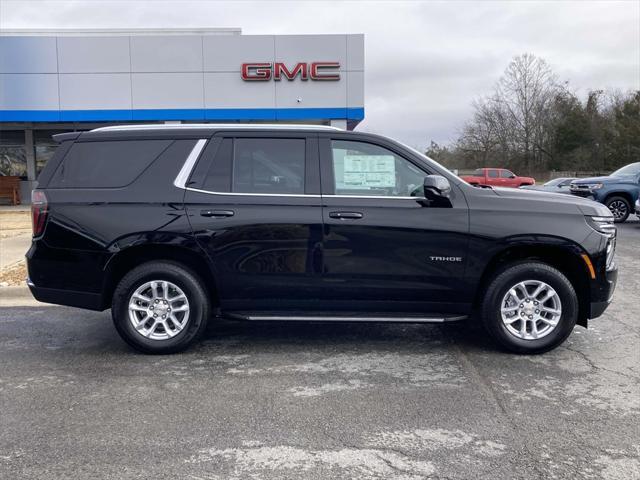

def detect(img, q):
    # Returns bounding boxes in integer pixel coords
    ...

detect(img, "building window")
[35,130,67,175]
[0,131,26,178]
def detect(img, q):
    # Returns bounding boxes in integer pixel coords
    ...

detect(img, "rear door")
[183,131,324,312]
[487,169,500,186]
[499,169,517,187]
[318,134,470,314]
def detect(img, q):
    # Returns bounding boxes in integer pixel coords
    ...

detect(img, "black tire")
[605,196,630,223]
[112,261,211,354]
[481,262,578,354]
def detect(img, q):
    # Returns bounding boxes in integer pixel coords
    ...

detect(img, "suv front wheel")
[605,196,630,223]
[112,261,211,354]
[481,262,578,354]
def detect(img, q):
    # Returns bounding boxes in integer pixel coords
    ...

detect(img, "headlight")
[586,215,616,237]
[606,237,616,269]
[586,216,616,269]
[584,183,604,190]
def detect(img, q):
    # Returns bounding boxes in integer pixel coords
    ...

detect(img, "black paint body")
[27,127,617,326]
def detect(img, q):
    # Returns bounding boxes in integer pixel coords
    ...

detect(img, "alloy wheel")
[128,280,190,341]
[608,200,628,221]
[500,280,562,340]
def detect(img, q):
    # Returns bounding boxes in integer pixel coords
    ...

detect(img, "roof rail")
[90,124,342,133]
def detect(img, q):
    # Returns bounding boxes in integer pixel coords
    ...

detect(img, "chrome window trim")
[328,194,425,200]
[173,139,208,189]
[184,186,422,200]
[185,186,321,198]
[176,138,425,200]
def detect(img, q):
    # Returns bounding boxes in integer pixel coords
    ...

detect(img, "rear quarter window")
[49,140,172,188]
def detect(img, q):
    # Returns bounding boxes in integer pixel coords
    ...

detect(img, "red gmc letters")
[241,62,340,81]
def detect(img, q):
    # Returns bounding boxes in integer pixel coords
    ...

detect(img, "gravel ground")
[0,262,27,286]
[0,220,638,480]
[0,210,30,239]
[0,210,30,284]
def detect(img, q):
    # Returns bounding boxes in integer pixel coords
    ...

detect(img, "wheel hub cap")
[500,280,562,340]
[128,280,190,341]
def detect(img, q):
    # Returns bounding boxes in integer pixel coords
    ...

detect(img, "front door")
[318,135,470,314]
[184,132,324,312]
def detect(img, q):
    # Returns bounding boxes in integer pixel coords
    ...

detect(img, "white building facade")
[0,29,365,200]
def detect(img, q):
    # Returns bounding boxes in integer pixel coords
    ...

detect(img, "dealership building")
[0,28,365,201]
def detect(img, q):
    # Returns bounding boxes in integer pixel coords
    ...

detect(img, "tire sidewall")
[483,263,578,354]
[112,262,209,353]
[606,196,630,223]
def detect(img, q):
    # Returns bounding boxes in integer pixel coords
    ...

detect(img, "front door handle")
[200,209,235,218]
[329,211,363,220]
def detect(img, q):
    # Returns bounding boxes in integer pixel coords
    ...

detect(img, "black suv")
[27,125,618,354]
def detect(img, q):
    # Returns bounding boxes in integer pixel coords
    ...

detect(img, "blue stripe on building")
[0,108,365,123]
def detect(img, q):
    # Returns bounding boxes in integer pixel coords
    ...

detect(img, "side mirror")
[510,174,516,179]
[423,175,451,199]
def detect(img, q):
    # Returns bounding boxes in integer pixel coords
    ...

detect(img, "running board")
[225,313,467,323]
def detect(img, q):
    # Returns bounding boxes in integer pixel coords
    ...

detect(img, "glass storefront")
[0,130,70,179]
[35,130,66,175]
[0,131,26,177]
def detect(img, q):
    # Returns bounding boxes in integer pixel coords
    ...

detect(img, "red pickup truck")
[461,168,535,188]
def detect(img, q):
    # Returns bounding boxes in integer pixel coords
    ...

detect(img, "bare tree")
[459,54,560,173]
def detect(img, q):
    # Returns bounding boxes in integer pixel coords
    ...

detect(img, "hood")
[572,175,619,184]
[490,186,612,217]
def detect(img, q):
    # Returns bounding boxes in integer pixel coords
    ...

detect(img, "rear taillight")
[31,190,49,237]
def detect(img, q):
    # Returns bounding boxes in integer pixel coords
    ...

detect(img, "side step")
[225,313,467,323]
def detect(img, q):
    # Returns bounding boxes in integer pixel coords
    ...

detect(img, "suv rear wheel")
[112,261,210,354]
[605,196,630,223]
[481,262,578,354]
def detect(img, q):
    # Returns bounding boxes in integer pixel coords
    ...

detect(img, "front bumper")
[570,189,597,201]
[589,266,618,319]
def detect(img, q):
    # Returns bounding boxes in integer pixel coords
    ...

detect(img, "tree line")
[427,53,640,176]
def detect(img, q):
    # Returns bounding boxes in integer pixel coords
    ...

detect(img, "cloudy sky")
[2,0,639,148]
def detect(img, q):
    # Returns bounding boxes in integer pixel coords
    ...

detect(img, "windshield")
[399,143,468,185]
[611,162,640,177]
[543,178,564,187]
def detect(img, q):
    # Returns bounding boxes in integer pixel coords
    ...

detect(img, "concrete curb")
[0,285,47,307]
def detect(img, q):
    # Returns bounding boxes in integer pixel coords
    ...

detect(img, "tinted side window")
[49,140,171,188]
[330,140,425,197]
[500,170,514,178]
[488,169,499,178]
[188,138,233,192]
[232,138,305,194]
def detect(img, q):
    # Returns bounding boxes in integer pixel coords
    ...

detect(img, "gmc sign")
[241,62,340,81]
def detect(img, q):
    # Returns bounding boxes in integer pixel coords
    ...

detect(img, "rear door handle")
[329,211,363,220]
[200,209,235,218]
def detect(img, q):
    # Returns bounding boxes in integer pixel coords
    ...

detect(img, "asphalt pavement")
[1,220,639,479]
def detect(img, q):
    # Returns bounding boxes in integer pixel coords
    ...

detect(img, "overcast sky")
[2,0,639,148]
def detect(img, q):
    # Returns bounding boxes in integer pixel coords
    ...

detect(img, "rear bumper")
[27,279,105,311]
[589,266,617,319]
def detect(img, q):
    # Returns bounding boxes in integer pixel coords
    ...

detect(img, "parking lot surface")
[1,220,639,480]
